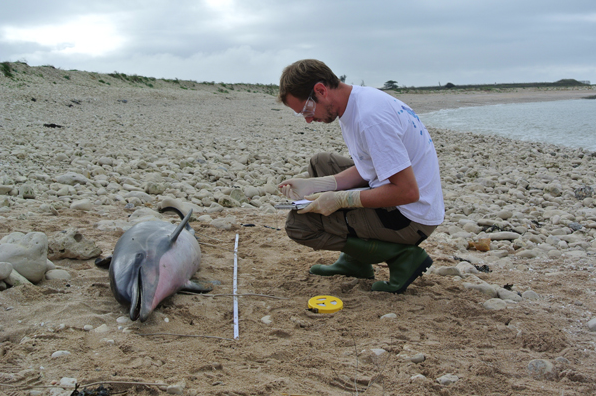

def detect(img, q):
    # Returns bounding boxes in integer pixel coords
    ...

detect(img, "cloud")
[0,0,595,86]
[2,14,126,57]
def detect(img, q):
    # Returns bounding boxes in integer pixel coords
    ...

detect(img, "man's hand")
[298,190,362,216]
[278,175,337,200]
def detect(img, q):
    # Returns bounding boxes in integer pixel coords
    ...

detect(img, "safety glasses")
[294,91,316,118]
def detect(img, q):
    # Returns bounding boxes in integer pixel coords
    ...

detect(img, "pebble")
[410,353,426,363]
[432,266,462,277]
[521,290,540,300]
[483,298,507,310]
[167,383,185,395]
[588,317,596,331]
[0,262,13,280]
[436,373,459,385]
[380,313,397,320]
[464,282,498,298]
[70,199,92,211]
[261,315,272,324]
[527,359,555,380]
[51,350,71,358]
[94,324,109,333]
[370,348,387,356]
[59,377,77,388]
[497,288,522,302]
[117,316,132,324]
[45,269,71,280]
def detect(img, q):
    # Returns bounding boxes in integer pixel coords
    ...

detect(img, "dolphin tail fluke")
[169,208,193,244]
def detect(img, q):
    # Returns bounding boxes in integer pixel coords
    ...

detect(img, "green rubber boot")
[309,251,374,279]
[370,244,433,294]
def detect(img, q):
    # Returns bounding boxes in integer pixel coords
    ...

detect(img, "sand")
[1,65,596,396]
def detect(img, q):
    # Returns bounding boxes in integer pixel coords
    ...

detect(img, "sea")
[419,99,596,152]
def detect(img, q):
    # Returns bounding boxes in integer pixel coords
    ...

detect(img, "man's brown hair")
[278,59,341,104]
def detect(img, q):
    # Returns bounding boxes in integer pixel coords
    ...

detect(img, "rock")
[243,186,259,198]
[261,315,272,324]
[59,377,77,388]
[5,269,33,286]
[464,282,498,298]
[167,383,185,395]
[433,266,462,277]
[568,222,583,231]
[483,298,507,310]
[380,313,397,320]
[70,199,92,211]
[456,261,479,274]
[588,318,596,331]
[0,232,48,283]
[48,229,102,260]
[124,191,153,203]
[94,324,109,333]
[370,348,387,356]
[218,195,240,208]
[51,351,71,358]
[45,269,71,280]
[117,316,132,324]
[197,215,213,222]
[488,232,520,240]
[496,210,513,220]
[410,353,425,363]
[468,238,491,251]
[0,261,13,280]
[575,185,593,200]
[436,373,459,385]
[522,290,540,300]
[515,249,541,258]
[55,172,91,185]
[210,217,236,230]
[527,359,555,380]
[18,184,35,199]
[497,288,522,302]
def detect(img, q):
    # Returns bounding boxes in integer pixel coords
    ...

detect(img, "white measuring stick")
[233,233,239,340]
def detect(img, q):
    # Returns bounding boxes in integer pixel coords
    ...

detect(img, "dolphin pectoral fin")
[95,255,112,269]
[182,279,213,293]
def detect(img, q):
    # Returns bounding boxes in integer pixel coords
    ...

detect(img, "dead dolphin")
[96,208,211,322]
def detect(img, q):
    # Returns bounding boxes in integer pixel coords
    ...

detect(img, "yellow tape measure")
[307,295,343,314]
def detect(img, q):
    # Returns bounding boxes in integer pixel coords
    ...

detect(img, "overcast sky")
[1,0,595,87]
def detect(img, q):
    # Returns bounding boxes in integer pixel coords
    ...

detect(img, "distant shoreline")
[393,87,596,113]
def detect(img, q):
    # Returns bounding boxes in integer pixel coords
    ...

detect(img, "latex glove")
[278,175,337,200]
[298,190,363,216]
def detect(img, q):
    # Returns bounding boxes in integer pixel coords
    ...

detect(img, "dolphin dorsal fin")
[169,209,193,244]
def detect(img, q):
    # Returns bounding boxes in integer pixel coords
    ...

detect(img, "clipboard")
[274,199,311,210]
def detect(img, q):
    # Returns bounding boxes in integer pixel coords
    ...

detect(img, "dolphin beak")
[130,266,159,323]
[129,270,142,321]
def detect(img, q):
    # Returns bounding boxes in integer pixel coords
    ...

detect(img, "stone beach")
[1,63,596,395]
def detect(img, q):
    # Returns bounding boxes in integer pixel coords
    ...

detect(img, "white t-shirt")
[339,85,444,226]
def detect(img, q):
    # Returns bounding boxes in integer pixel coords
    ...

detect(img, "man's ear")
[314,82,327,98]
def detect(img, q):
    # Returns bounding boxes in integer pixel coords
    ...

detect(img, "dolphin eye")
[135,252,144,261]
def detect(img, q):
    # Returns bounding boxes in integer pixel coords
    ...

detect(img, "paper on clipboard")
[274,199,311,210]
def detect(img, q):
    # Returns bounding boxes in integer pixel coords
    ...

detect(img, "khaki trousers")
[285,153,438,251]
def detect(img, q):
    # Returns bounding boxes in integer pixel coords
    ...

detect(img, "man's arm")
[299,166,419,216]
[359,166,419,207]
[333,166,369,190]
